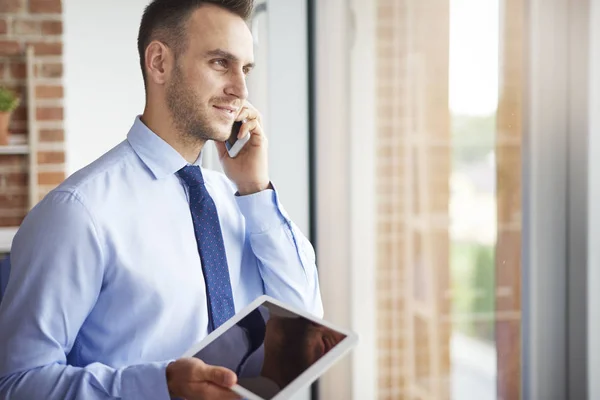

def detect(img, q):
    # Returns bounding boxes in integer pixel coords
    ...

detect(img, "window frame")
[522,0,590,398]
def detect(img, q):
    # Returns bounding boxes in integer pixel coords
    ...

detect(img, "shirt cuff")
[121,361,172,400]
[235,185,287,234]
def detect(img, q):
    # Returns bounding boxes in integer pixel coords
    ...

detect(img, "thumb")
[204,365,237,387]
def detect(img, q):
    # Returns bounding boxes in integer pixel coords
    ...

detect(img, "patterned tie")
[177,165,235,330]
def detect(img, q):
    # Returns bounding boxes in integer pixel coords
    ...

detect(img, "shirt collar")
[127,115,203,180]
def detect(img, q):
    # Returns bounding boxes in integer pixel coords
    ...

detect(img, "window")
[374,1,523,398]
[315,0,589,398]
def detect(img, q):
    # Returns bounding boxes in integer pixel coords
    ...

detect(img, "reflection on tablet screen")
[193,301,346,399]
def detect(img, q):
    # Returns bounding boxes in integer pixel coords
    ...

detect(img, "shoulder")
[57,140,139,197]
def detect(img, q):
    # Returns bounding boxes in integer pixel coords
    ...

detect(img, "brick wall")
[376,0,452,399]
[0,0,65,228]
[495,0,524,398]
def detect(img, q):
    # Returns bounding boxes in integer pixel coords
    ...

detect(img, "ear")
[145,40,173,85]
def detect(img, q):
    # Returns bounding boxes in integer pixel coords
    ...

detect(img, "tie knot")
[177,165,205,187]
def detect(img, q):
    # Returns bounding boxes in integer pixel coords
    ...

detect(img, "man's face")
[166,4,255,143]
[267,317,346,385]
[303,321,347,364]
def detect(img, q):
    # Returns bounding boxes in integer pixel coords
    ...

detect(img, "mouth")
[213,105,238,118]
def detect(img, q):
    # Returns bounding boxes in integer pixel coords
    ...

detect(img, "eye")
[212,59,228,69]
[243,66,253,77]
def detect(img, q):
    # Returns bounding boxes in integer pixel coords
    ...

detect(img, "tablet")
[183,295,358,400]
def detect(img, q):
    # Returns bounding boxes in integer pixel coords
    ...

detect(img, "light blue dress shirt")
[0,116,323,399]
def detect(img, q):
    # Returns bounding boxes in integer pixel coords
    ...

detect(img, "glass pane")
[374,0,523,398]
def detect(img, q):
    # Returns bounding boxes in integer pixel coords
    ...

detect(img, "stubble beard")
[166,63,228,144]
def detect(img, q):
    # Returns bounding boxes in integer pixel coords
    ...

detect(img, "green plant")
[450,241,496,341]
[470,245,495,342]
[0,87,20,113]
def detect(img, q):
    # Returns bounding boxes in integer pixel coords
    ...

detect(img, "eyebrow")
[205,48,255,70]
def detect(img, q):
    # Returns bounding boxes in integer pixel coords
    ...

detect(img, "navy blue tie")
[178,165,235,331]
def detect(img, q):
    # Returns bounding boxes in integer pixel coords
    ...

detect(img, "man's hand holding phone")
[166,358,241,400]
[214,100,271,196]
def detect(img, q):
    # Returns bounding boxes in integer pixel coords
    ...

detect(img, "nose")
[224,69,248,100]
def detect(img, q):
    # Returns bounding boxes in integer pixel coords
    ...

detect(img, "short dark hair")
[137,0,254,87]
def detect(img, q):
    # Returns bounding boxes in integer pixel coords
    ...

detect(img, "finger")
[236,105,261,123]
[235,106,251,122]
[238,118,260,140]
[244,120,267,147]
[203,365,237,387]
[189,382,242,400]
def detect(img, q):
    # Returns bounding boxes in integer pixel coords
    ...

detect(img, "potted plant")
[0,86,20,146]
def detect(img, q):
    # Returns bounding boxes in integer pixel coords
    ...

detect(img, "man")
[0,0,323,399]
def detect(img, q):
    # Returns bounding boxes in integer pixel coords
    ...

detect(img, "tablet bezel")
[182,295,358,400]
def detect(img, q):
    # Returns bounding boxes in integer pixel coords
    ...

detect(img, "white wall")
[64,0,149,174]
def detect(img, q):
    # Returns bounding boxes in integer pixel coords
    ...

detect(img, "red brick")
[0,41,21,56]
[30,42,62,56]
[13,19,38,35]
[0,194,27,208]
[0,19,7,35]
[7,125,26,135]
[36,107,63,121]
[29,0,61,14]
[38,171,64,185]
[0,216,25,227]
[0,83,22,94]
[10,106,27,123]
[39,129,64,142]
[4,172,27,186]
[37,63,62,78]
[36,85,63,99]
[0,0,23,13]
[37,151,64,164]
[0,155,26,167]
[9,62,26,79]
[41,20,62,35]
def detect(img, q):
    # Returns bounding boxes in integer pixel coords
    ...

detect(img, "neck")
[260,321,288,388]
[141,102,205,164]
[260,352,287,389]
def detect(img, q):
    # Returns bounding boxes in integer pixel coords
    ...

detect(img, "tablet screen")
[192,300,347,399]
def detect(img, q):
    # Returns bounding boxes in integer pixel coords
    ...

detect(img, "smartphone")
[225,120,251,158]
